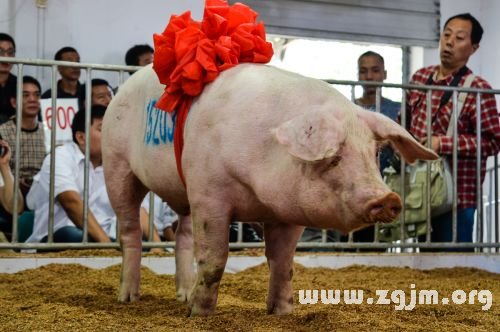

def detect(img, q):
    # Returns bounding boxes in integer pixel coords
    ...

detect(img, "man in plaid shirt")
[0,76,46,198]
[406,13,500,248]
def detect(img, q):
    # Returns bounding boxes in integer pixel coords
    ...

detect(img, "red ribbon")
[153,0,274,185]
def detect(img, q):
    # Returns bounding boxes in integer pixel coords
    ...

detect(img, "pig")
[102,63,438,316]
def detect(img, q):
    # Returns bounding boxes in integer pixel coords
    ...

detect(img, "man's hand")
[57,191,112,243]
[0,140,24,214]
[420,136,441,154]
[0,139,11,165]
[19,178,33,197]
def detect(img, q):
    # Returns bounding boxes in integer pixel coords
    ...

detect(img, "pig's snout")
[365,192,402,224]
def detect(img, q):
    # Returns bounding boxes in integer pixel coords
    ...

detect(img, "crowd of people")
[0,34,177,249]
[0,34,260,250]
[0,12,499,252]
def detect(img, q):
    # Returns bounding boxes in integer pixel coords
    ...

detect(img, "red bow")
[153,0,274,113]
[152,0,274,185]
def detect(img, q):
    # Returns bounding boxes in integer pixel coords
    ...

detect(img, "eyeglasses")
[0,48,16,57]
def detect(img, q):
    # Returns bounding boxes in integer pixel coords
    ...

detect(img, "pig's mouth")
[364,192,402,224]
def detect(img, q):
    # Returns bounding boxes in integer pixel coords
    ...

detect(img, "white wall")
[1,0,204,89]
[2,0,499,90]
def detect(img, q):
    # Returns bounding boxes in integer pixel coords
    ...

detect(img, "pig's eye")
[330,155,342,167]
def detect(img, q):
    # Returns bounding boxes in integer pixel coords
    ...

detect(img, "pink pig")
[102,63,438,316]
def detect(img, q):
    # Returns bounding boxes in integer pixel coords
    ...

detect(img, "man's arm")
[163,226,175,241]
[0,162,24,214]
[439,92,500,157]
[57,190,111,242]
[139,207,162,242]
[140,207,164,253]
[0,142,24,214]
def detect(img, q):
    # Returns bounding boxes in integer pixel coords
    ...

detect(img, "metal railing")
[0,56,498,252]
[0,56,140,251]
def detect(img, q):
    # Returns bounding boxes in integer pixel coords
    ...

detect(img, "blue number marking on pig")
[144,99,176,145]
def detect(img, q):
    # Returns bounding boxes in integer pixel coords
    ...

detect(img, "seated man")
[140,193,176,242]
[26,106,114,243]
[125,44,154,72]
[0,33,17,124]
[229,222,263,243]
[113,44,154,94]
[0,75,46,198]
[41,46,85,110]
[26,106,164,246]
[0,139,25,241]
[90,78,113,107]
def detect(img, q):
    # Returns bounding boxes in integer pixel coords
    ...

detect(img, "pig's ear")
[272,110,345,162]
[357,108,439,164]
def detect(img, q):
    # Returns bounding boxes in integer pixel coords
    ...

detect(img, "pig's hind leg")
[264,223,304,314]
[104,157,148,302]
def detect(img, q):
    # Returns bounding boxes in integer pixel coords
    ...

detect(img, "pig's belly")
[131,143,190,214]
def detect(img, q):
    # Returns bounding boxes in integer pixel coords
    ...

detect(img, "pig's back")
[182,64,350,218]
[184,63,348,166]
[102,65,189,212]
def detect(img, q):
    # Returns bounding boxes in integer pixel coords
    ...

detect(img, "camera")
[0,134,6,157]
[388,153,402,173]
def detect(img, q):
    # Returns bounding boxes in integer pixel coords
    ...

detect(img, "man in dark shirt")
[41,46,85,110]
[125,44,154,74]
[0,33,17,124]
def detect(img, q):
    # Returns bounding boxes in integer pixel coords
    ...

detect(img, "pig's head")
[272,106,438,233]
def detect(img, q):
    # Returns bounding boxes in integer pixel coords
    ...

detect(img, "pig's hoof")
[267,301,293,315]
[188,305,214,317]
[188,300,215,317]
[176,288,190,302]
[118,289,140,302]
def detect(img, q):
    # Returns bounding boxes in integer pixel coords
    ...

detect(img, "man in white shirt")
[26,105,113,243]
[140,193,177,241]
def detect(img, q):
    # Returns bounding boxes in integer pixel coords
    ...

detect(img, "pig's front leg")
[187,204,230,316]
[118,218,143,302]
[264,223,304,314]
[175,214,195,302]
